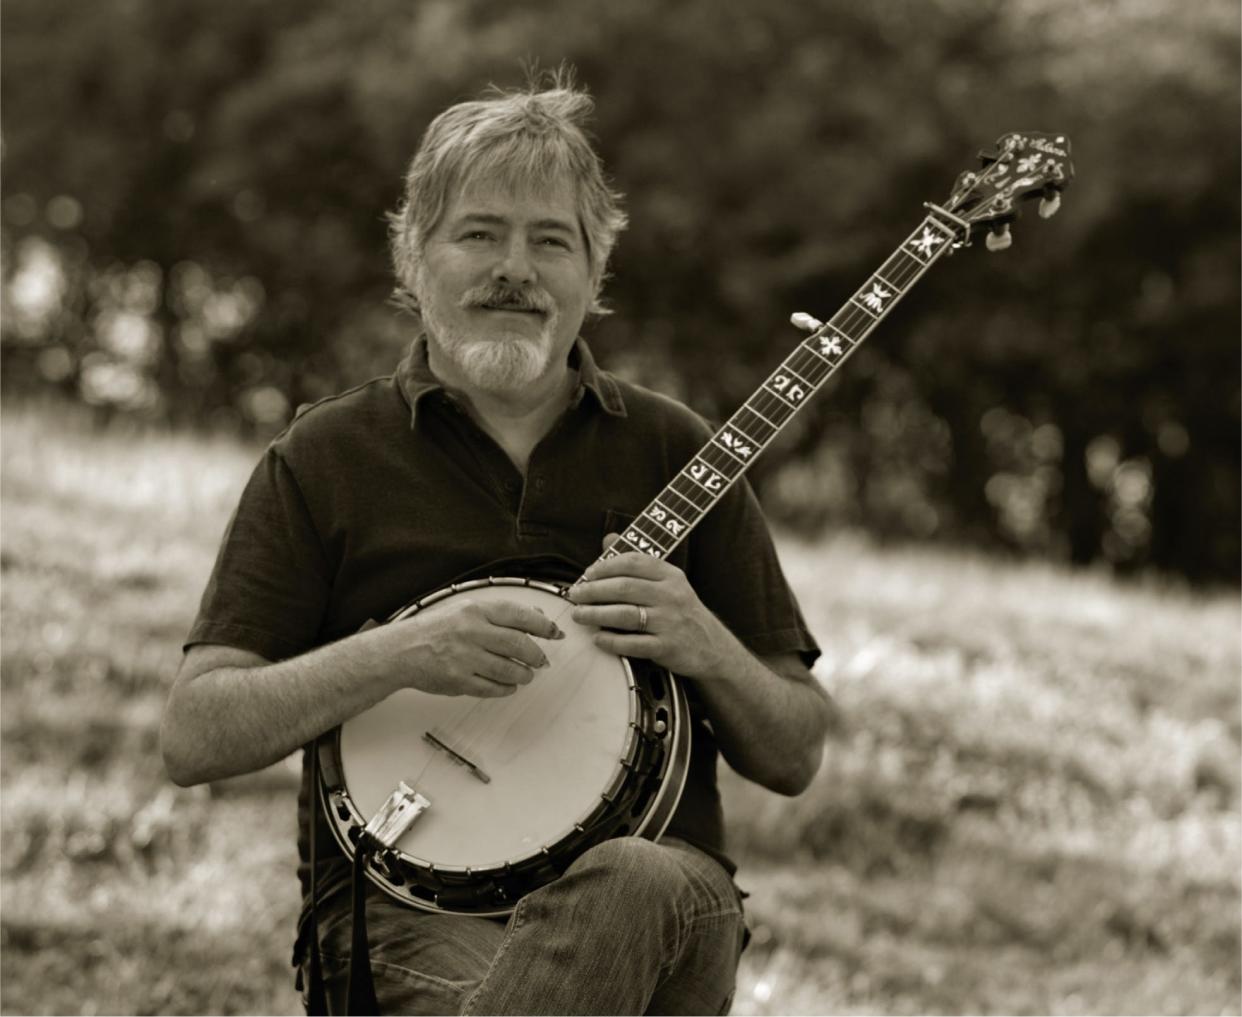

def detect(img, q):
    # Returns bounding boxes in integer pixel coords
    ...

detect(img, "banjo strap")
[346,836,381,1014]
[302,736,381,1016]
[301,741,329,1016]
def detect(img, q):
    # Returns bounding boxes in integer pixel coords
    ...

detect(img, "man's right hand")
[372,599,564,699]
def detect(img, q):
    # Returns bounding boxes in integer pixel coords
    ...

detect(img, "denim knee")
[569,837,684,893]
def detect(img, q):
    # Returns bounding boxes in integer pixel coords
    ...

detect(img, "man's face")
[415,173,592,395]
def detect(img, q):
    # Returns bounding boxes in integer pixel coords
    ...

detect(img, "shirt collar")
[395,335,627,427]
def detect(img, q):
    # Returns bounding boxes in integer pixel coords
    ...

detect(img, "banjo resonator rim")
[319,576,692,916]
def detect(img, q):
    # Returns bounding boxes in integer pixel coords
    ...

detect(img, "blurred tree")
[2,0,1237,581]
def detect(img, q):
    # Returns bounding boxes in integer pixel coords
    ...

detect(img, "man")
[161,78,834,1015]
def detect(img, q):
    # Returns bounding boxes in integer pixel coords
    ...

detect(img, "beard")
[418,277,561,394]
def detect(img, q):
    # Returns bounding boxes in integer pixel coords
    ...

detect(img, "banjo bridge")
[423,730,492,784]
[364,781,431,849]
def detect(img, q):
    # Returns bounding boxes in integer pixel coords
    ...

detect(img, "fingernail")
[553,627,566,639]
[540,655,551,668]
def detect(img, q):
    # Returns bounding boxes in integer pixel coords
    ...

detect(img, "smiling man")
[161,77,833,1016]
[413,173,591,473]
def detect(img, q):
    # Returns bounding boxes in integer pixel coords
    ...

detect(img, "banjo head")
[322,578,690,914]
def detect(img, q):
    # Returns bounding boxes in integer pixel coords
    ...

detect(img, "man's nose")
[492,235,536,287]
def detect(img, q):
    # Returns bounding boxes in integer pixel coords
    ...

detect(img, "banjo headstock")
[939,131,1075,251]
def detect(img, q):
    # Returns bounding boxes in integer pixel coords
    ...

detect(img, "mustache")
[459,283,555,315]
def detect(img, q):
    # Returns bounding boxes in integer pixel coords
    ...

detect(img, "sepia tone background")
[1,1,1238,1013]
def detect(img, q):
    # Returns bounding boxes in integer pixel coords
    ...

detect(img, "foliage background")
[2,0,1239,582]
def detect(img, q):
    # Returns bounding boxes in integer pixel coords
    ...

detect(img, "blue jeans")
[303,837,747,1015]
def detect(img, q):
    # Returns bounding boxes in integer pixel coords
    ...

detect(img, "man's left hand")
[566,534,735,678]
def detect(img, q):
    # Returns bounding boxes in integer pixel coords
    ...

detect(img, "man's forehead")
[443,172,580,226]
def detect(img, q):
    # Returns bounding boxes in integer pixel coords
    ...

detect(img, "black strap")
[302,616,386,1015]
[346,837,381,1014]
[303,744,329,1016]
[301,740,380,1015]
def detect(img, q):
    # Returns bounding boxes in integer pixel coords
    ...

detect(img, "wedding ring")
[636,606,649,634]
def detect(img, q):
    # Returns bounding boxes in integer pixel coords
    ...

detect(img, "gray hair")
[388,77,628,316]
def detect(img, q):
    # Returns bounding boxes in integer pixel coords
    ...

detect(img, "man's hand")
[566,533,836,795]
[377,599,564,698]
[567,534,734,679]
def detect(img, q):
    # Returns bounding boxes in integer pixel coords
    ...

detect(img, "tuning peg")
[985,224,1013,252]
[1038,190,1062,219]
[790,311,824,331]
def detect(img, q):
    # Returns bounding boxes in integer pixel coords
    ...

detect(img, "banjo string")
[431,590,574,757]
[436,594,597,770]
[403,590,609,794]
[473,634,598,755]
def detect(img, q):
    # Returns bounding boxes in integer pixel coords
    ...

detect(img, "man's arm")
[162,639,394,787]
[687,647,836,797]
[568,547,837,796]
[160,600,563,787]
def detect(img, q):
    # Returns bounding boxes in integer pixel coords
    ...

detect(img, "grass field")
[1,400,1239,1016]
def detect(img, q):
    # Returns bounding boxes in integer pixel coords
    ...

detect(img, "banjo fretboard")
[590,211,962,571]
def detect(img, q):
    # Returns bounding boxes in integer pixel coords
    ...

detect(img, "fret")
[852,276,898,318]
[740,399,781,432]
[709,434,747,470]
[622,519,670,557]
[714,425,760,464]
[848,294,880,318]
[829,307,869,344]
[685,457,729,496]
[803,340,831,366]
[901,219,955,265]
[753,390,795,427]
[778,362,815,390]
[873,273,903,300]
[730,405,778,444]
[810,327,853,362]
[660,484,703,523]
[760,380,797,411]
[786,345,832,385]
[698,439,745,477]
[883,248,926,284]
[650,514,689,542]
[669,472,713,512]
[608,536,643,557]
[803,330,847,366]
[578,211,962,579]
[651,498,690,529]
[638,507,689,544]
[762,373,811,410]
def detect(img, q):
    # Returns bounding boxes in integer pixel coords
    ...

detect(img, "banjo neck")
[586,126,1074,575]
[588,208,964,573]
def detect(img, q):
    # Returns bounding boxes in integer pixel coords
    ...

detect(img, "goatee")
[419,280,560,393]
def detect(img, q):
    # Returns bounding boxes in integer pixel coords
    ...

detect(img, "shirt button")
[533,476,546,491]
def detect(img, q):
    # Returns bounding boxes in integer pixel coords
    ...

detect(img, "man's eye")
[462,231,493,241]
[539,236,571,249]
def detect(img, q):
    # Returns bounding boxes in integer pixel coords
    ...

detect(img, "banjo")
[319,131,1074,916]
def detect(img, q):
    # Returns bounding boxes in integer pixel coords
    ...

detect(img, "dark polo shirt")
[186,336,820,915]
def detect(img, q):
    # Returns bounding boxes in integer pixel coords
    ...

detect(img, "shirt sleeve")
[184,446,332,661]
[686,469,821,670]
